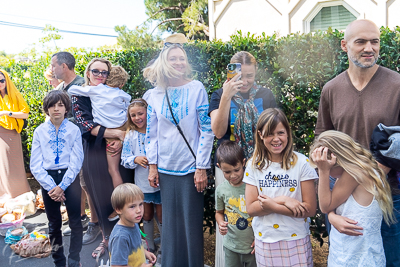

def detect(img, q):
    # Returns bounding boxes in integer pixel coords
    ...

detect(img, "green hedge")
[3,27,400,236]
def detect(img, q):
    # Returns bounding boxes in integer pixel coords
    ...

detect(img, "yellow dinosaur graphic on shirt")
[225,195,253,227]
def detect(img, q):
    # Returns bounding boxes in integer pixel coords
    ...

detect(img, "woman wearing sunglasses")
[0,69,31,198]
[70,58,134,259]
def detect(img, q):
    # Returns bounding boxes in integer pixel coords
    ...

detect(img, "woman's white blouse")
[30,119,83,191]
[121,130,158,193]
[68,84,131,128]
[145,80,214,175]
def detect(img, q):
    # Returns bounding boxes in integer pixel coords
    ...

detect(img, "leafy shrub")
[3,27,398,237]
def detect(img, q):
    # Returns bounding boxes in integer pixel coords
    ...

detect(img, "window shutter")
[310,5,356,32]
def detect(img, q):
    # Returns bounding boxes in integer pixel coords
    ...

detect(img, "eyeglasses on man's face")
[90,69,109,78]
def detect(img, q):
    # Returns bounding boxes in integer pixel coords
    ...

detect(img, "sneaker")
[108,210,119,221]
[63,215,90,236]
[81,215,90,228]
[63,226,72,236]
[82,222,101,245]
[156,250,162,265]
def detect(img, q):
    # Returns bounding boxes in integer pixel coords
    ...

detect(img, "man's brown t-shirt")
[315,66,400,149]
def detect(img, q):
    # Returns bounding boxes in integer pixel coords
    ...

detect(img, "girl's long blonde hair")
[252,108,297,171]
[143,45,192,89]
[310,130,395,225]
[126,98,148,133]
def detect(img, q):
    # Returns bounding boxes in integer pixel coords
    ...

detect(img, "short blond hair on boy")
[106,65,130,88]
[111,183,144,211]
[44,66,55,80]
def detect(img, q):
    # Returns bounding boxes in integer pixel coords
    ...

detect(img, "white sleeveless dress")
[328,194,385,267]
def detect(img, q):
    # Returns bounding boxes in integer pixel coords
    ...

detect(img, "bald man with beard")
[315,19,400,266]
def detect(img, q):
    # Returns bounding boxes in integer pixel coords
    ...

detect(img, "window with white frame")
[310,5,356,32]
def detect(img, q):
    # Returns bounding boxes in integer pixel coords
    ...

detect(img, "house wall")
[209,0,400,40]
[209,1,400,266]
[213,0,282,40]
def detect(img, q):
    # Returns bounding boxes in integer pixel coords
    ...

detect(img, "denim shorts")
[144,191,161,204]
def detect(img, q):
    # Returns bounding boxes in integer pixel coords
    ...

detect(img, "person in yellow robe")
[0,69,31,198]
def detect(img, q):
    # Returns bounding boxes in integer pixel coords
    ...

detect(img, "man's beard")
[349,53,378,69]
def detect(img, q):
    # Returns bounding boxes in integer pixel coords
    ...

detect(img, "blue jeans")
[325,176,337,238]
[42,169,82,267]
[381,194,400,267]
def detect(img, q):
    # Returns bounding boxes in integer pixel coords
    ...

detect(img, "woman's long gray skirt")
[159,172,204,267]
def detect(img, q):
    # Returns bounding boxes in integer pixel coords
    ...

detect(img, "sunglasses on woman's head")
[90,69,109,78]
[0,79,5,83]
[161,42,183,53]
[164,42,183,48]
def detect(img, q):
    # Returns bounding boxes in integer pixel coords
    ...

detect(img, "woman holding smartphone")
[209,51,277,266]
[208,51,277,160]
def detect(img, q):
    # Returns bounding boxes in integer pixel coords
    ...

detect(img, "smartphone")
[227,63,241,81]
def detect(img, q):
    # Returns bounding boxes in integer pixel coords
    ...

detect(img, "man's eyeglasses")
[0,79,5,84]
[90,69,109,78]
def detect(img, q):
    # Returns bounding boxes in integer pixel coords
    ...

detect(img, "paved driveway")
[1,210,209,267]
[0,210,104,267]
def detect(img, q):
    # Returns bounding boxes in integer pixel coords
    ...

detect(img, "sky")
[1,0,149,54]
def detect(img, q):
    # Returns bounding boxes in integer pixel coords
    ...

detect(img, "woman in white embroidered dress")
[143,33,214,267]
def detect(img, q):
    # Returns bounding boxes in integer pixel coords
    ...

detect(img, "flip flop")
[92,241,107,260]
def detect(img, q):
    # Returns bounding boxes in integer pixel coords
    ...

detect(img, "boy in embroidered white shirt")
[30,90,84,267]
[68,66,131,220]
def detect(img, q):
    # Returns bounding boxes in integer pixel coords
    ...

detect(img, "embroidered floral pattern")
[72,95,94,132]
[122,136,132,156]
[197,104,212,132]
[138,132,146,154]
[47,119,68,164]
[162,87,189,125]
[146,105,152,145]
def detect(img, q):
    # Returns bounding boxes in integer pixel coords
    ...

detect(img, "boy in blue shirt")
[215,141,256,267]
[109,183,156,267]
[30,90,84,267]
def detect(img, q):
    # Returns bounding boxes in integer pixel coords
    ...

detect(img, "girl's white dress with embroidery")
[121,130,158,193]
[329,194,385,267]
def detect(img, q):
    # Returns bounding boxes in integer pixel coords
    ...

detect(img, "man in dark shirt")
[51,52,85,121]
[51,52,85,93]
